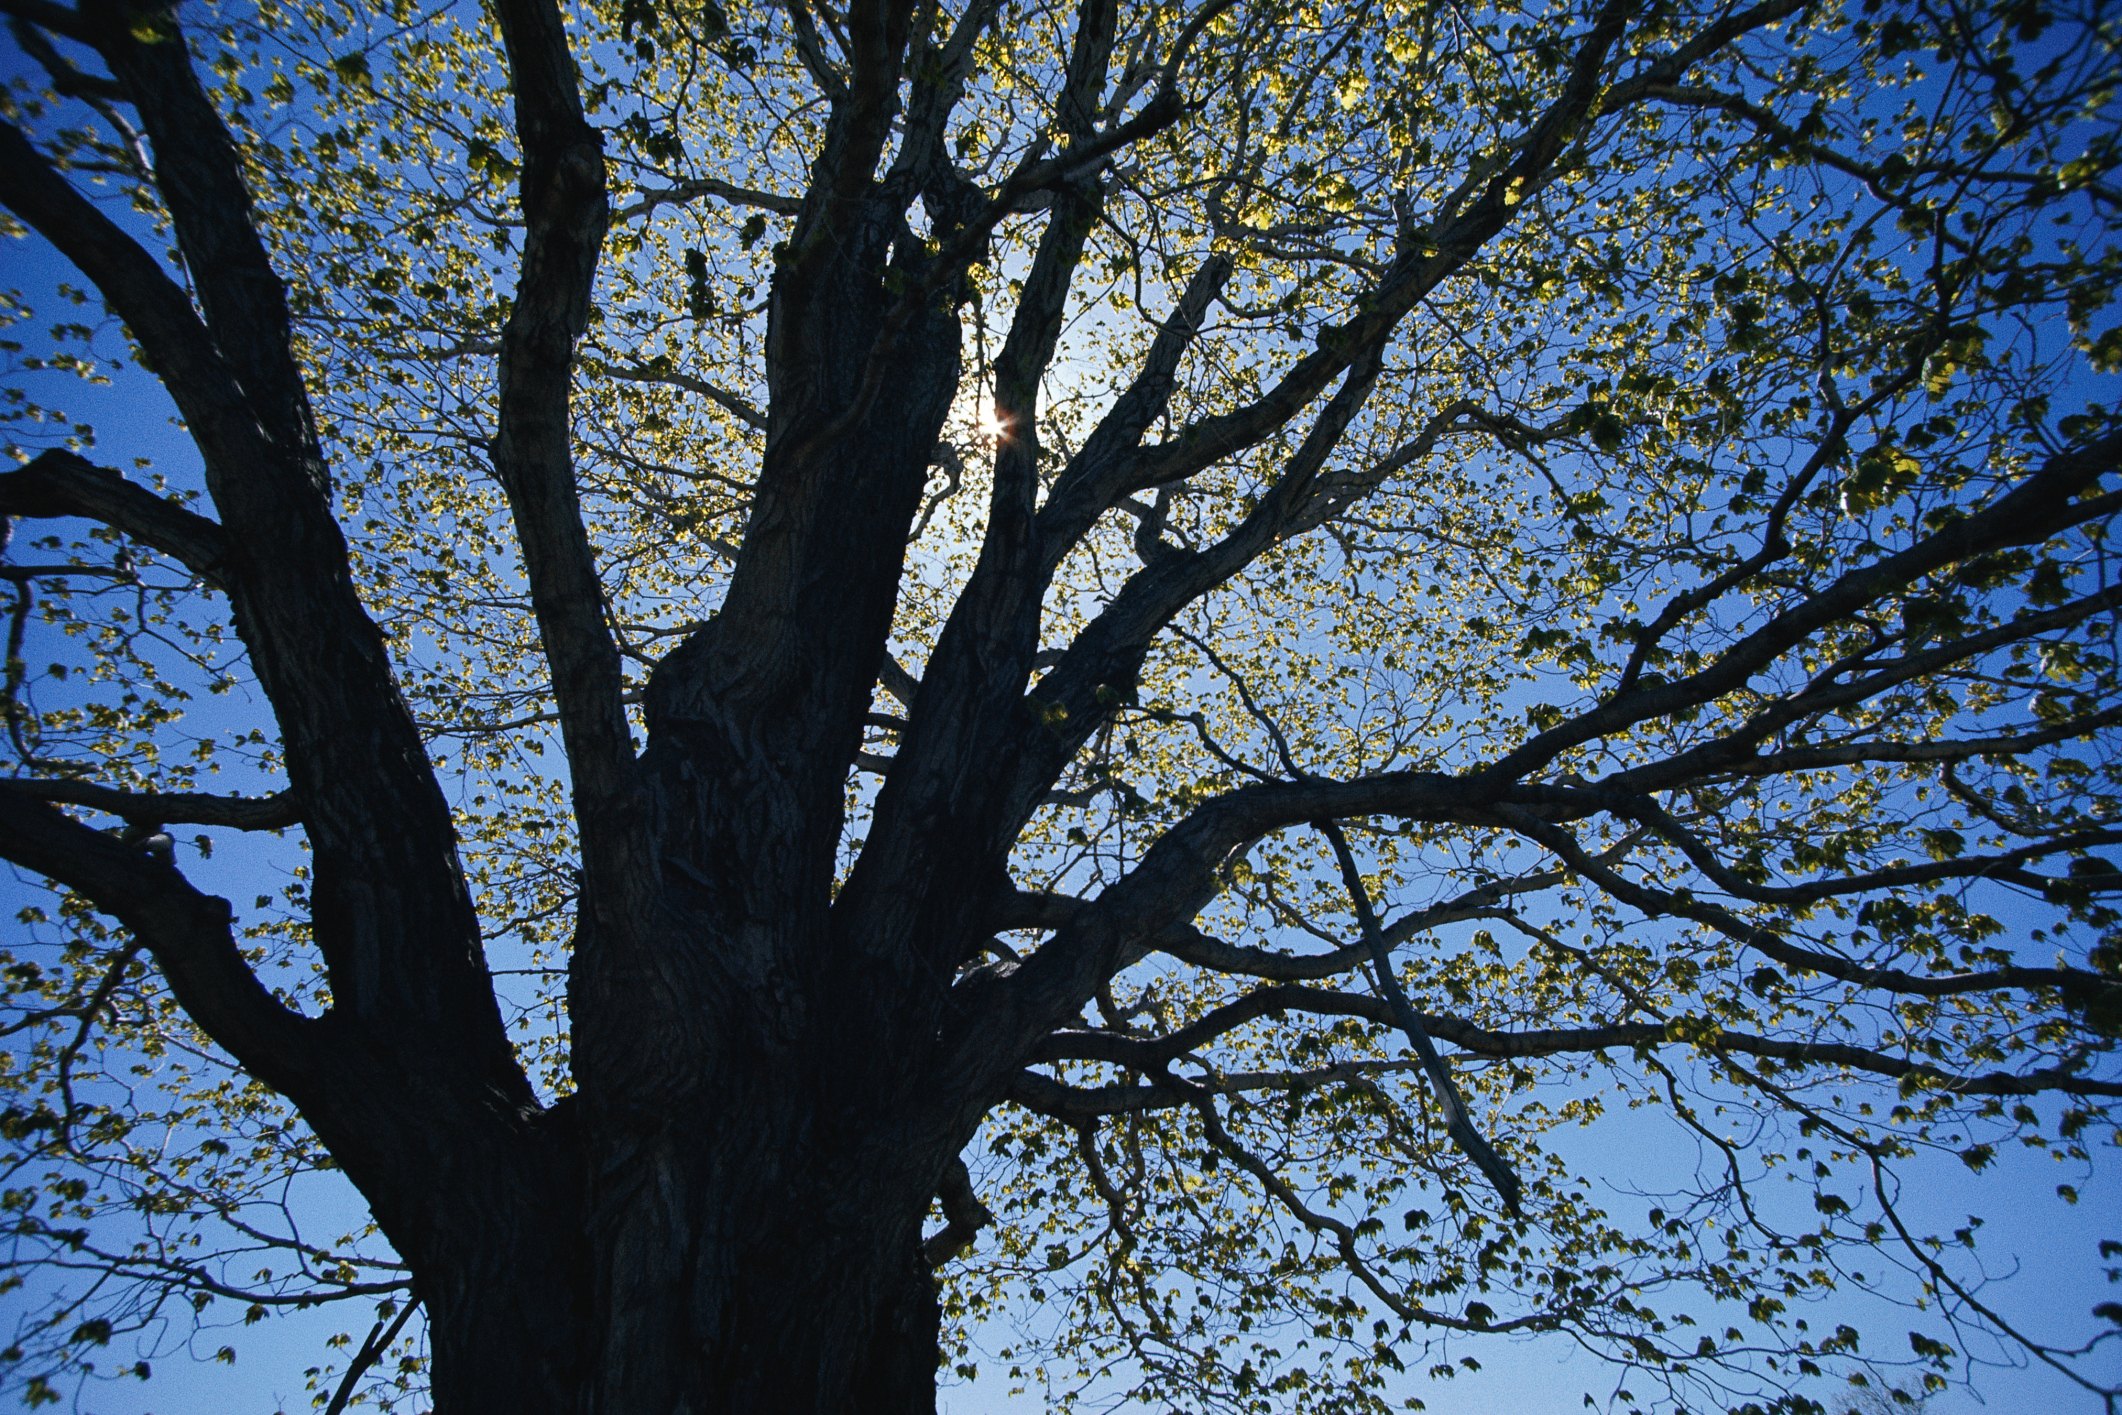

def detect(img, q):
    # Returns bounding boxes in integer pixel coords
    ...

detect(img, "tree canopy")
[0,0,2119,1409]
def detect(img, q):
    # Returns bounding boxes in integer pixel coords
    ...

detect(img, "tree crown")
[1,0,2119,1408]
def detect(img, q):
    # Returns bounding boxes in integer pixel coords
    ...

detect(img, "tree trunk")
[389,884,968,1415]
[404,1093,951,1415]
[571,1106,949,1415]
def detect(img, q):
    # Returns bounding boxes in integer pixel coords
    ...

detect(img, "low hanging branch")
[1316,817,1524,1216]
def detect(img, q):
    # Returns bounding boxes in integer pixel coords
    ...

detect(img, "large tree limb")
[946,769,1474,1095]
[0,789,315,1090]
[0,778,299,829]
[0,449,228,587]
[489,0,649,913]
[776,0,919,298]
[81,0,318,457]
[832,1,1125,958]
[1022,987,2122,1110]
[0,24,524,1099]
[0,117,266,467]
[880,0,1006,212]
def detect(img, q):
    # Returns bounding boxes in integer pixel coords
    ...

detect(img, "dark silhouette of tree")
[1,0,2118,1409]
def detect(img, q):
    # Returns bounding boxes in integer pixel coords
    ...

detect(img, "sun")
[976,403,1012,442]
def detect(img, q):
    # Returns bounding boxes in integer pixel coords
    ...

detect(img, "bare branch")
[594,360,769,432]
[613,174,802,221]
[488,0,654,928]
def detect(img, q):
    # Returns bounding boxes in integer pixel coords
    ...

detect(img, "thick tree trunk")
[572,1107,949,1415]
[411,1107,949,1415]
[400,889,968,1414]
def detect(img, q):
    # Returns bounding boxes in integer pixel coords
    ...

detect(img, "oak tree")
[1,0,2119,1409]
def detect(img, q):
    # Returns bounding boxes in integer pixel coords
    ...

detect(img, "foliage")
[1,0,2120,1408]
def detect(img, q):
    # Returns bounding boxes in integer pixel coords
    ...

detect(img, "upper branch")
[1319,818,1522,1212]
[1048,0,1642,527]
[1493,806,2122,1007]
[881,0,1006,210]
[1603,581,2122,796]
[1479,428,2122,788]
[778,0,920,295]
[1020,995,2122,1115]
[80,0,319,456]
[1,15,522,1084]
[0,117,267,468]
[489,0,649,899]
[945,769,1473,1086]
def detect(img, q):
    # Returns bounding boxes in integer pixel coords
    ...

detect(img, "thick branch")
[489,0,648,907]
[2,26,524,1086]
[1025,988,2122,1106]
[1697,704,2122,779]
[82,0,319,454]
[921,1157,993,1265]
[0,449,227,587]
[947,770,1474,1085]
[0,789,314,1088]
[0,117,266,467]
[1526,781,2122,910]
[0,778,299,829]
